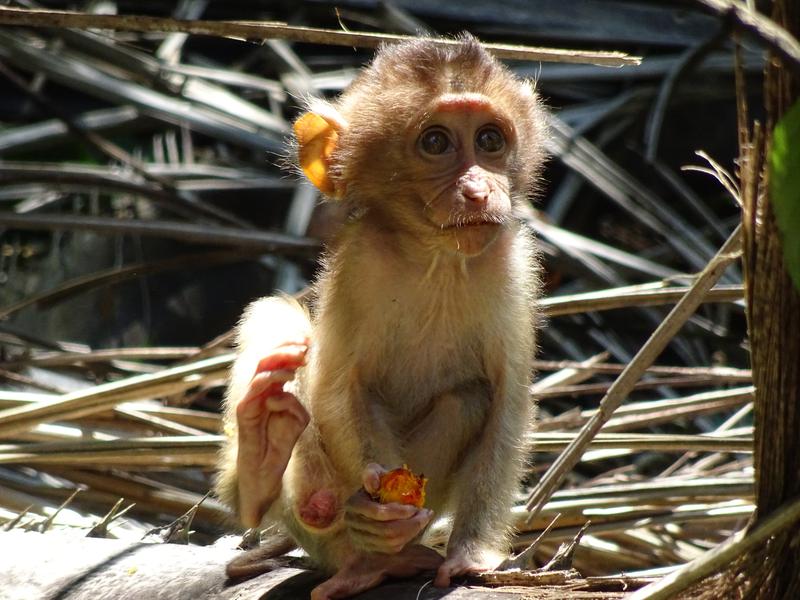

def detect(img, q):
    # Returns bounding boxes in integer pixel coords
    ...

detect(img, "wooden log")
[0,531,633,599]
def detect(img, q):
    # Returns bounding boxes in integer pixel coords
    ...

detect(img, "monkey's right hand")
[236,339,310,529]
[344,463,434,554]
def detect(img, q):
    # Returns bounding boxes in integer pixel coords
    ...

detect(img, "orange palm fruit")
[373,465,427,508]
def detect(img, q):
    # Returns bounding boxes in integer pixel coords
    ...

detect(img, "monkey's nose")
[461,177,491,204]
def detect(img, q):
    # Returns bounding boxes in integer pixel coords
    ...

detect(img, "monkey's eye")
[419,128,452,155]
[475,126,505,153]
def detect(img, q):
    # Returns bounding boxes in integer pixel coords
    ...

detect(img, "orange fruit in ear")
[294,112,338,196]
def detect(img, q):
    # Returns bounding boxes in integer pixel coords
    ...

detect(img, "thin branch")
[519,502,754,544]
[682,150,742,205]
[0,6,641,67]
[540,284,743,317]
[537,376,750,399]
[0,355,233,439]
[695,0,800,77]
[0,213,320,255]
[0,163,186,207]
[529,431,752,454]
[0,60,251,228]
[0,347,199,370]
[532,359,751,382]
[541,387,753,433]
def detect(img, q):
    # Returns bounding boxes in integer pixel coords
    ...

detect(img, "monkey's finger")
[273,335,311,349]
[433,554,487,588]
[311,563,385,600]
[259,412,309,470]
[433,567,452,588]
[348,505,433,533]
[279,335,310,344]
[348,508,433,548]
[361,463,387,494]
[434,560,465,588]
[266,337,310,353]
[347,490,418,521]
[264,393,310,427]
[310,577,364,600]
[236,371,297,420]
[243,370,297,399]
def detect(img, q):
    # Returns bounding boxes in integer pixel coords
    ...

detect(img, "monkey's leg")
[236,340,310,528]
[309,545,443,600]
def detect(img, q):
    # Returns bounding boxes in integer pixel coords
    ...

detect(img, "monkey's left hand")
[344,463,434,554]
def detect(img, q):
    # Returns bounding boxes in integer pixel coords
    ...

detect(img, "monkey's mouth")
[439,216,504,256]
[442,214,506,229]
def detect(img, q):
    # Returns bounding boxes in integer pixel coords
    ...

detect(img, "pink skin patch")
[435,92,492,113]
[299,489,339,529]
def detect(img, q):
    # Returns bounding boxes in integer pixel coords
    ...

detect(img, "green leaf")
[769,99,800,293]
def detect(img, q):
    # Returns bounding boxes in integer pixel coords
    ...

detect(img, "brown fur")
[216,34,547,588]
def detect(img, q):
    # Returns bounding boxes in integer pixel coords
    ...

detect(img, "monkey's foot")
[310,545,443,600]
[236,340,310,528]
[434,546,500,587]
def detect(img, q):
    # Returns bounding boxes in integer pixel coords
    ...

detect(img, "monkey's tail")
[226,295,312,407]
[236,295,312,359]
[226,532,298,579]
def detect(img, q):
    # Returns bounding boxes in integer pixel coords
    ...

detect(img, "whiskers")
[442,212,507,229]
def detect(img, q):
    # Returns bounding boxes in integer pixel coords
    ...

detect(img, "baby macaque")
[215,34,547,600]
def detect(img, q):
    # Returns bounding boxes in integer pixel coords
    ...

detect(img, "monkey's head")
[293,34,548,257]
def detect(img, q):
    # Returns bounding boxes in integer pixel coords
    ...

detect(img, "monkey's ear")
[293,108,346,197]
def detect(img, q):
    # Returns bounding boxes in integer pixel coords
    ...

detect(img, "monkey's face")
[294,39,549,260]
[405,94,515,257]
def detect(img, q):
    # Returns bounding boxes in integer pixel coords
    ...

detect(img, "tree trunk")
[741,0,800,598]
